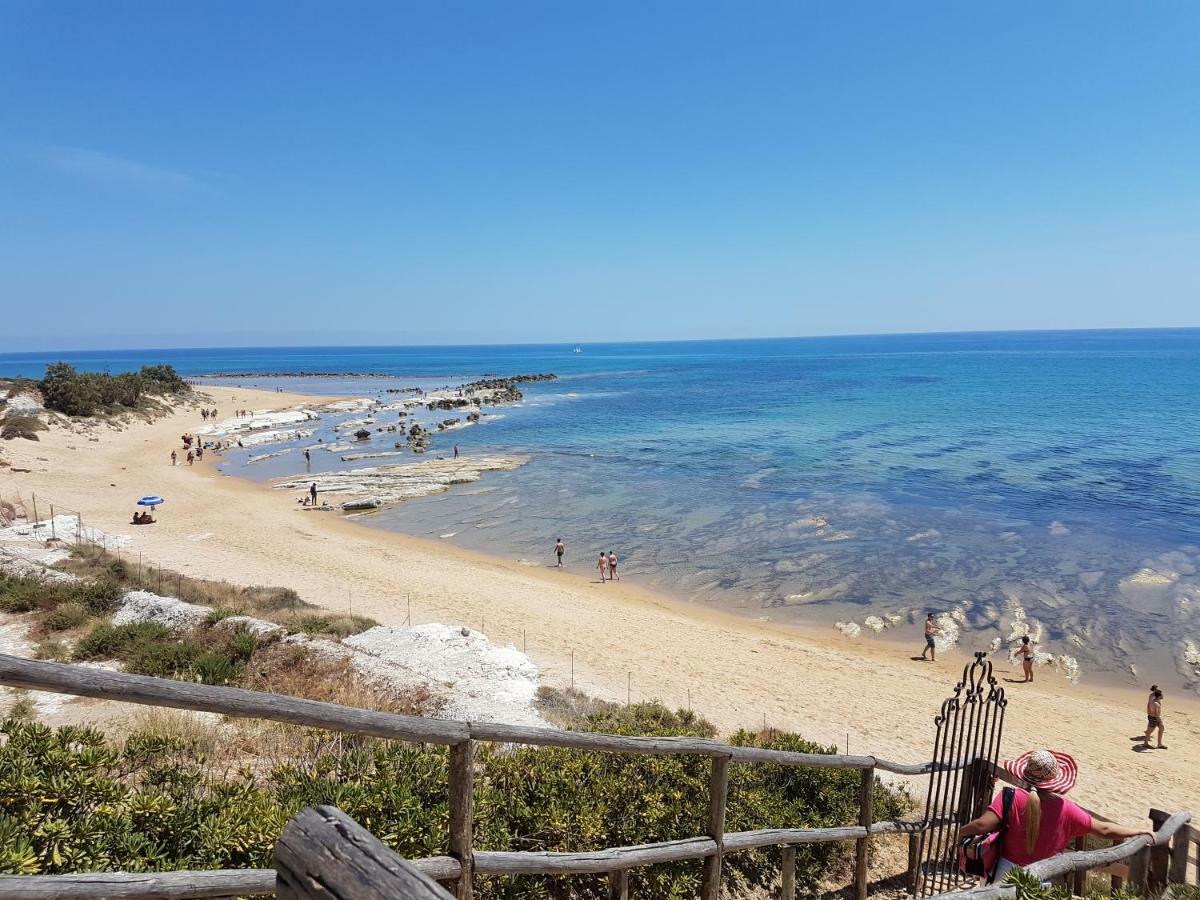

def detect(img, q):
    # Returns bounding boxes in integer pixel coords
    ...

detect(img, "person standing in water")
[920,613,939,661]
[554,538,565,567]
[1144,689,1166,749]
[608,550,618,580]
[1020,635,1036,682]
[596,552,609,582]
[304,448,311,464]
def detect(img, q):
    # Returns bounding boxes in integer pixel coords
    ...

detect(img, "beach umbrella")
[137,496,165,509]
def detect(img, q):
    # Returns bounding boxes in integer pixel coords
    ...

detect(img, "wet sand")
[1,385,1196,823]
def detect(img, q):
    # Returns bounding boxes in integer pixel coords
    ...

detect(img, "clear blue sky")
[2,1,1198,350]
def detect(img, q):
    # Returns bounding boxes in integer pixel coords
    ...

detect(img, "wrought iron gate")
[912,651,1007,897]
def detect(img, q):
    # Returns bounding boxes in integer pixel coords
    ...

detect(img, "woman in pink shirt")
[960,749,1155,882]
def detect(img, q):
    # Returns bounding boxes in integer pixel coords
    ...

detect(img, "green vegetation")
[1001,867,1195,900]
[73,621,257,686]
[287,612,380,638]
[37,361,190,417]
[0,572,122,616]
[0,706,909,895]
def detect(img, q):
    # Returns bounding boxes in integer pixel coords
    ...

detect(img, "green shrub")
[0,707,910,893]
[37,362,189,417]
[74,622,171,660]
[43,602,89,632]
[72,576,123,615]
[289,613,379,638]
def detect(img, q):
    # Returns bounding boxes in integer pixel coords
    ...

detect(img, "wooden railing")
[0,654,1193,899]
[0,655,951,899]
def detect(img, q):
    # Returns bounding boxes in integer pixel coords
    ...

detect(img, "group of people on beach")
[550,539,619,582]
[199,408,219,421]
[919,613,1169,750]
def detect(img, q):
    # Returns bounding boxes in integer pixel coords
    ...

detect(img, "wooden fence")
[0,654,1192,899]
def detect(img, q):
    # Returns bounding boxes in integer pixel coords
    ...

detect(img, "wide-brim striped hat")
[1004,749,1078,794]
[1003,748,1080,792]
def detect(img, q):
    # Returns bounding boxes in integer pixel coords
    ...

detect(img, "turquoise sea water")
[5,330,1200,687]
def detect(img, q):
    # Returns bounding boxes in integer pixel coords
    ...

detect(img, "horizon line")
[4,324,1200,358]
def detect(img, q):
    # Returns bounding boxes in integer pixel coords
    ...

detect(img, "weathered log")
[472,838,718,875]
[0,870,276,899]
[275,806,454,899]
[1023,812,1191,882]
[0,655,466,745]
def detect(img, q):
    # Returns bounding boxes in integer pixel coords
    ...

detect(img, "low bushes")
[0,573,120,617]
[0,415,47,441]
[287,613,380,638]
[74,621,256,685]
[0,706,911,896]
[37,362,189,417]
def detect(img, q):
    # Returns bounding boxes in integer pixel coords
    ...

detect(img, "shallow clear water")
[6,331,1200,687]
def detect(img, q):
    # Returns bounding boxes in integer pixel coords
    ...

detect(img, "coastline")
[1,384,1197,823]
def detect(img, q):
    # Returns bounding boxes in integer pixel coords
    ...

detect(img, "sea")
[4,330,1200,689]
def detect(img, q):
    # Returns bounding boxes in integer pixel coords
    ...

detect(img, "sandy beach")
[1,384,1196,824]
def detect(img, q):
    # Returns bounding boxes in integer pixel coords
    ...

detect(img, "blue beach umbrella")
[137,496,165,509]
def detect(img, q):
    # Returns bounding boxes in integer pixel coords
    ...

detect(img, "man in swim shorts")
[1144,689,1166,749]
[920,613,939,661]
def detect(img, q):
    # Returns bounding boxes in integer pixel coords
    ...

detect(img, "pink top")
[988,789,1092,866]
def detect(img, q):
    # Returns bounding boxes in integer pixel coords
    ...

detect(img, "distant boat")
[573,345,583,353]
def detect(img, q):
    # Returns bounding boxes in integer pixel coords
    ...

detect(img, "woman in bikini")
[1020,636,1035,683]
[596,553,609,582]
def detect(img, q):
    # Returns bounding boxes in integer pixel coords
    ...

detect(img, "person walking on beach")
[597,552,609,582]
[1144,689,1166,749]
[309,482,318,506]
[186,450,194,465]
[170,450,177,466]
[1019,635,1036,682]
[608,550,619,580]
[958,749,1155,884]
[554,538,565,567]
[920,613,939,661]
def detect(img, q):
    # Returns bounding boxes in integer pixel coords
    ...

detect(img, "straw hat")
[1004,749,1078,794]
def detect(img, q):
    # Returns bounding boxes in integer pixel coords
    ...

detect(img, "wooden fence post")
[449,740,475,900]
[1071,836,1086,896]
[700,754,731,900]
[854,767,875,900]
[1169,828,1191,885]
[907,832,921,894]
[1150,809,1169,891]
[780,846,796,900]
[1128,844,1151,894]
[607,869,629,900]
[1111,839,1125,892]
[276,806,454,899]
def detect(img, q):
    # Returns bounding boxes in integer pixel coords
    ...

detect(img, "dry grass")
[127,707,224,755]
[240,643,441,716]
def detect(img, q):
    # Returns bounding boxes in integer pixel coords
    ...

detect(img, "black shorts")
[926,635,936,648]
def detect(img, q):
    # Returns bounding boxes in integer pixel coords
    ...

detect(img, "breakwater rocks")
[273,454,529,508]
[425,373,558,411]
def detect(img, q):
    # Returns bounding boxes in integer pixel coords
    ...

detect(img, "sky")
[2,1,1199,351]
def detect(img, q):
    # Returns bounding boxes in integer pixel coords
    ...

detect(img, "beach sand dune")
[1,385,1196,824]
